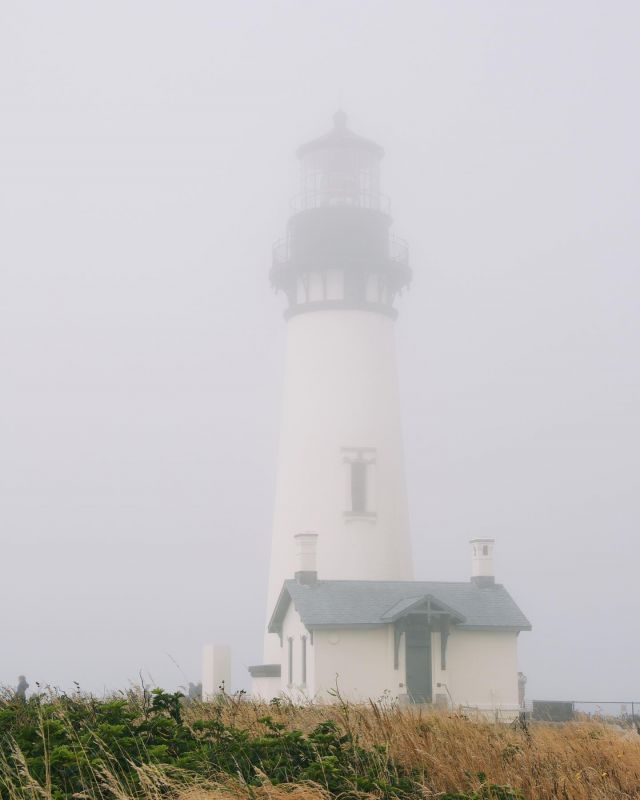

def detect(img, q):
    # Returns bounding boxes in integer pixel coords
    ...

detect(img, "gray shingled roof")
[269,579,531,633]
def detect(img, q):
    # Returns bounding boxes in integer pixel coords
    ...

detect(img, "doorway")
[405,619,432,703]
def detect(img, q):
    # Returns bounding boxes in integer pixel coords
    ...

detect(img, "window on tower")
[342,447,377,521]
[351,461,367,512]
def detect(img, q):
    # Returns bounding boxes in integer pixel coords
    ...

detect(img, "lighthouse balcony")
[270,247,411,319]
[270,235,411,309]
[290,187,391,215]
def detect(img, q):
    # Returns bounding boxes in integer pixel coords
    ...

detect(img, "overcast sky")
[1,0,638,702]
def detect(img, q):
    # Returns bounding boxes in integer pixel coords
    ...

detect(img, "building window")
[301,636,307,687]
[287,637,293,686]
[342,447,377,520]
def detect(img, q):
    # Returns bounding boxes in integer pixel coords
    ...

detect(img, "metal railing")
[290,189,391,215]
[272,238,288,268]
[453,701,640,729]
[528,699,640,727]
[390,236,409,269]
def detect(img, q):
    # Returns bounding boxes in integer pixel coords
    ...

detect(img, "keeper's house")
[251,535,531,717]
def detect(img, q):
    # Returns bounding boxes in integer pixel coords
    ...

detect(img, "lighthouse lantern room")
[271,110,411,317]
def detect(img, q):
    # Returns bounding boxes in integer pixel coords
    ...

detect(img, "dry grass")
[177,785,331,800]
[181,698,640,799]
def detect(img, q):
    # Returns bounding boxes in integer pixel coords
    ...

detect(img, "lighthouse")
[268,115,413,607]
[251,112,413,685]
[247,113,530,709]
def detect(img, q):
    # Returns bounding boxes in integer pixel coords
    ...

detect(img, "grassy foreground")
[1,689,639,800]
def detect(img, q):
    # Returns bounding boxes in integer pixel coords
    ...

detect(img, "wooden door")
[405,621,432,704]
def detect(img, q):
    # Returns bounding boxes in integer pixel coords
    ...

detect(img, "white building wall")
[441,629,520,712]
[251,600,316,701]
[279,601,316,701]
[311,626,520,711]
[264,309,413,663]
[312,626,402,702]
[257,596,522,714]
[252,675,282,700]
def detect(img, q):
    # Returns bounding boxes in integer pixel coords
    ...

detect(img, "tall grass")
[187,696,640,799]
[1,688,639,800]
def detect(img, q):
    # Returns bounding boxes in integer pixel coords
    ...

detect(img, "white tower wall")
[264,307,413,661]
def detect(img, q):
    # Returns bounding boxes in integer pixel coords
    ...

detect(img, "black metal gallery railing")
[290,189,391,214]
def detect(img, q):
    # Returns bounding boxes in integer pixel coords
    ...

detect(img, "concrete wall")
[264,309,413,663]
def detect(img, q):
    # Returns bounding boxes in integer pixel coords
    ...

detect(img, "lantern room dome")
[296,111,384,160]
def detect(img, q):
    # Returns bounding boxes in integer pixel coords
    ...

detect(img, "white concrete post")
[202,644,231,700]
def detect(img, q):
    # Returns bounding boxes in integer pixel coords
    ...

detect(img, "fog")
[1,1,638,702]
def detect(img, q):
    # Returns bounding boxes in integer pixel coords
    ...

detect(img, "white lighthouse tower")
[258,112,414,673]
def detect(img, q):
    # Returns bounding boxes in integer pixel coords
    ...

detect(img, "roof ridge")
[285,578,506,587]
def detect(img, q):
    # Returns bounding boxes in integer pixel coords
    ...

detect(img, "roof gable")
[267,584,293,635]
[380,594,466,624]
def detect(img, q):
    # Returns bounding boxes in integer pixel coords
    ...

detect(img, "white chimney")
[470,538,495,587]
[295,532,318,584]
